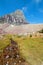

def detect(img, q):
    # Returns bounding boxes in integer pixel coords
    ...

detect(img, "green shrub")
[30,34,32,37]
[17,35,22,38]
[39,29,43,33]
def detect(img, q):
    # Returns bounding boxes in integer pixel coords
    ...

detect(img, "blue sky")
[0,0,43,24]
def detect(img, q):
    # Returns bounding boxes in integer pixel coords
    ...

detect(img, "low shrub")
[30,34,32,37]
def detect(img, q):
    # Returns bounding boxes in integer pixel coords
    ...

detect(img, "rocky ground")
[0,38,29,65]
[0,23,43,35]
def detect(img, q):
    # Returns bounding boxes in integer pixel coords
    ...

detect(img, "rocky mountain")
[0,10,28,25]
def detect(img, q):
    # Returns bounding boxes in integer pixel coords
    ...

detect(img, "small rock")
[16,54,19,58]
[6,55,9,59]
[14,62,16,65]
[19,60,21,63]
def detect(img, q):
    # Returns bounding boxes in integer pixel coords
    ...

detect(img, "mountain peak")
[15,9,23,14]
[0,10,29,25]
[14,10,25,20]
[15,10,24,16]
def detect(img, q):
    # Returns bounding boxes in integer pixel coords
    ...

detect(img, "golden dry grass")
[0,34,43,65]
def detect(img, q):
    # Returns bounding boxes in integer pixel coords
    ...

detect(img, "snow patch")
[11,24,14,27]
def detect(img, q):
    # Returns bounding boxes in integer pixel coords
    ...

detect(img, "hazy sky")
[0,0,43,24]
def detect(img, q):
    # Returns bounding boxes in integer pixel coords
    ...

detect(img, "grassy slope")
[0,35,43,65]
[13,36,43,65]
[0,34,12,50]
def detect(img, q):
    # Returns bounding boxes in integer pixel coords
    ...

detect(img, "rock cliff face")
[0,10,28,25]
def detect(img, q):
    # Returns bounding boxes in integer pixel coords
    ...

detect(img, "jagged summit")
[0,10,28,25]
[15,10,24,15]
[14,10,25,18]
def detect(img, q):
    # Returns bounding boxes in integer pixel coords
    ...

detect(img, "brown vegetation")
[0,38,29,65]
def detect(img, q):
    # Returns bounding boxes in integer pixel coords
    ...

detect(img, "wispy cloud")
[22,6,27,11]
[39,9,43,13]
[33,0,42,4]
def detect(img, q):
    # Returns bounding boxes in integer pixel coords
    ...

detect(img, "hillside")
[0,24,43,35]
[0,35,43,65]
